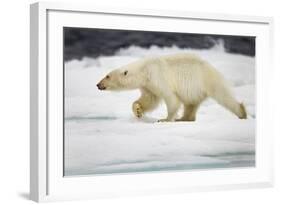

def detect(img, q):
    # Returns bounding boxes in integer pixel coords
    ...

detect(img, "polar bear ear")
[124,70,128,76]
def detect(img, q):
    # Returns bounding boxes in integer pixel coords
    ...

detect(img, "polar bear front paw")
[132,102,143,118]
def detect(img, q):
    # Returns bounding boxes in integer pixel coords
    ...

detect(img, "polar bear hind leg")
[209,85,247,119]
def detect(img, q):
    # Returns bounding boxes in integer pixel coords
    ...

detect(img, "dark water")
[65,154,255,176]
[64,27,255,61]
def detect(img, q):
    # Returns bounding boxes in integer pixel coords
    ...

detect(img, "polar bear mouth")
[96,83,106,90]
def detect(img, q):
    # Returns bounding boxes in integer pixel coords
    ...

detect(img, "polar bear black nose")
[97,83,105,90]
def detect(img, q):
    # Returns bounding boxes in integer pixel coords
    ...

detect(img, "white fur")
[97,53,247,121]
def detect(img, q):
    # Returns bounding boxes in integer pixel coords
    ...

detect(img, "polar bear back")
[142,53,228,104]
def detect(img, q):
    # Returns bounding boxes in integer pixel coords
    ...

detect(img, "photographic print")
[63,28,255,176]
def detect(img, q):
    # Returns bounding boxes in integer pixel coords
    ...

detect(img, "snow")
[64,44,255,176]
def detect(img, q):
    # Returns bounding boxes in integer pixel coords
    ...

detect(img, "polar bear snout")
[96,82,106,90]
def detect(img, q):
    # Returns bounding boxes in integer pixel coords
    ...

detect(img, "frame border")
[30,1,274,202]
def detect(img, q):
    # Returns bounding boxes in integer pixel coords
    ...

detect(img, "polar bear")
[97,53,247,122]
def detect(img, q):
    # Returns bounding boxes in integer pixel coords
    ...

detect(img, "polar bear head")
[97,65,146,91]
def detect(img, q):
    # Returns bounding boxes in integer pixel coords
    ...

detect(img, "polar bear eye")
[106,75,110,79]
[124,71,128,76]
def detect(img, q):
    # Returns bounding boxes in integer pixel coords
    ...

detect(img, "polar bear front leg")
[158,95,181,122]
[176,103,200,121]
[132,101,144,118]
[132,88,160,118]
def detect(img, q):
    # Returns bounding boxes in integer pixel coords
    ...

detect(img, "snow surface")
[64,44,255,176]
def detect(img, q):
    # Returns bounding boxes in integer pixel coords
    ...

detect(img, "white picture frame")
[30,1,274,202]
